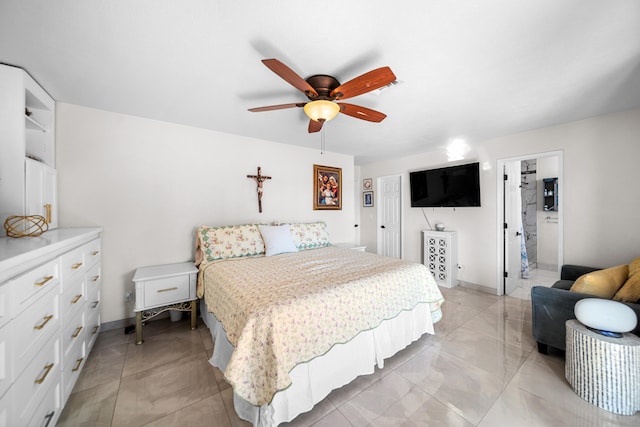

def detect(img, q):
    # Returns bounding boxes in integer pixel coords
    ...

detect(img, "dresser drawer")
[87,283,101,317]
[0,283,10,332]
[26,380,60,427]
[9,257,60,318]
[13,284,60,378]
[62,338,85,403]
[84,238,102,270]
[14,333,60,427]
[62,310,85,360]
[0,388,12,427]
[86,262,101,304]
[86,309,101,353]
[0,324,11,398]
[59,246,86,285]
[138,274,192,309]
[60,275,86,325]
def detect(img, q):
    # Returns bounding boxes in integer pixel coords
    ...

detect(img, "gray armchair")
[531,264,640,354]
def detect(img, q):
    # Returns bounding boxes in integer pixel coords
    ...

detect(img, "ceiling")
[1,1,639,165]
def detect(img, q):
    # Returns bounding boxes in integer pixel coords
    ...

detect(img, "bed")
[195,222,444,426]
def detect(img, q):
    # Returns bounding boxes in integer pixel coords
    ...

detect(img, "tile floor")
[506,268,558,300]
[58,285,640,426]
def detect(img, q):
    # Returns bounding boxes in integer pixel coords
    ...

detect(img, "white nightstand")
[132,262,198,344]
[334,242,366,252]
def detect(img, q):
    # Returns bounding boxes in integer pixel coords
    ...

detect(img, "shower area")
[520,160,538,274]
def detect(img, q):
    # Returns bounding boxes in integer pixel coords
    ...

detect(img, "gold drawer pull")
[91,300,99,308]
[34,315,54,330]
[35,275,54,287]
[44,204,52,224]
[92,325,99,334]
[71,294,83,304]
[71,326,83,338]
[71,262,83,270]
[92,275,100,282]
[157,287,178,293]
[91,250,99,256]
[72,357,84,372]
[34,363,54,384]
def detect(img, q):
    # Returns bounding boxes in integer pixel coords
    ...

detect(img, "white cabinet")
[423,230,458,288]
[0,64,56,237]
[0,227,101,427]
[25,158,58,229]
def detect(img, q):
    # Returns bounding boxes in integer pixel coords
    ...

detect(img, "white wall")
[360,108,640,291]
[56,103,354,323]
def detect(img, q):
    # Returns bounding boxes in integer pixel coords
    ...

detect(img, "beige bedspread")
[199,246,444,406]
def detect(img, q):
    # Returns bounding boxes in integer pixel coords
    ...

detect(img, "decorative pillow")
[629,256,640,277]
[570,264,629,299]
[288,221,331,250]
[258,224,298,257]
[613,257,640,303]
[196,224,265,264]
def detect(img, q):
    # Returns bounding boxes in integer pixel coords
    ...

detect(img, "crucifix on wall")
[247,166,272,213]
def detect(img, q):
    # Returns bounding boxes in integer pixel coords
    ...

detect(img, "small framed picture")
[363,191,374,207]
[362,178,373,191]
[314,164,342,210]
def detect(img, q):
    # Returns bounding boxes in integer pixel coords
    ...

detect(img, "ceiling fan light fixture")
[304,100,340,122]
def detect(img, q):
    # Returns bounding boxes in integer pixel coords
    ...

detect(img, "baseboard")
[457,280,498,295]
[536,263,558,272]
[100,317,134,333]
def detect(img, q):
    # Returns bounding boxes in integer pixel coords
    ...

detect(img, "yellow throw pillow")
[570,264,629,299]
[613,257,640,303]
[628,256,640,277]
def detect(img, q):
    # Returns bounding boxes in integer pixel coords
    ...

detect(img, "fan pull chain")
[321,126,325,154]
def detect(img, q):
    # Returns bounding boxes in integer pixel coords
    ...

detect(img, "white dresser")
[422,230,458,288]
[0,227,102,427]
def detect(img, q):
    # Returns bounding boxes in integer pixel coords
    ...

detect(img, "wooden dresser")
[0,227,102,426]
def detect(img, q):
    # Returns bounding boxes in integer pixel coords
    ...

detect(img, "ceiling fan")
[248,59,397,133]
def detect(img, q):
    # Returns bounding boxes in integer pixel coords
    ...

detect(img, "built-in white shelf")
[25,114,48,132]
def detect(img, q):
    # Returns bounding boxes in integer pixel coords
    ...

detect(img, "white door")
[504,161,521,295]
[377,175,402,258]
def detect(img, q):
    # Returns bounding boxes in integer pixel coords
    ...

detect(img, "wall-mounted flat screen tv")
[410,162,481,207]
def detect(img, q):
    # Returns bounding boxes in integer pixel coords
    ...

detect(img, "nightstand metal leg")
[190,299,197,330]
[135,311,143,344]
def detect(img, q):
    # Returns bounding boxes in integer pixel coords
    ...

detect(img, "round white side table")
[565,319,640,415]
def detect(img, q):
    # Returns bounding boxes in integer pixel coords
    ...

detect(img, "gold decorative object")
[3,215,48,238]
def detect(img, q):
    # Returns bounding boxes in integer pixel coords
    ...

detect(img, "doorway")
[377,174,402,258]
[354,178,361,244]
[497,151,563,296]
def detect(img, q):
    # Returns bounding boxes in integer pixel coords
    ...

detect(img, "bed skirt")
[200,299,438,426]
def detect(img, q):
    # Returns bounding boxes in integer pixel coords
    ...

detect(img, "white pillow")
[258,224,299,257]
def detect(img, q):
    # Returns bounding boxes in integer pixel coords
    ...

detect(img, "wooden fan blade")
[338,103,387,122]
[262,59,319,98]
[248,102,306,112]
[308,119,324,133]
[330,67,396,100]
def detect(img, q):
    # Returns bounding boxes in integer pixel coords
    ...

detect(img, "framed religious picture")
[363,191,374,207]
[362,178,373,191]
[313,164,342,210]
